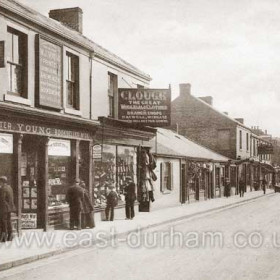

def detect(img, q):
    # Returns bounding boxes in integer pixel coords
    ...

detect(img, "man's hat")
[0,176,7,182]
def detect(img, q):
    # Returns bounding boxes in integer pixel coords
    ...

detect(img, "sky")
[20,0,280,136]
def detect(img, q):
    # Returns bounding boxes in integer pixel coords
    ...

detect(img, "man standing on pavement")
[124,176,136,220]
[66,179,84,230]
[0,176,16,242]
[105,185,118,221]
[239,179,245,197]
[262,177,267,195]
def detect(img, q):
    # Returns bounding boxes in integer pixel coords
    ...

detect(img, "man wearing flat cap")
[124,176,136,220]
[0,176,16,242]
[66,178,84,230]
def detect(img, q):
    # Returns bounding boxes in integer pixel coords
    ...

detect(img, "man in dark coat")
[124,176,136,220]
[105,185,118,221]
[262,177,267,195]
[239,179,245,197]
[0,176,16,242]
[80,181,95,229]
[66,179,84,230]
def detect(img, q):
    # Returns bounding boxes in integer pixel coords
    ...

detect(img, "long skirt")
[81,212,95,229]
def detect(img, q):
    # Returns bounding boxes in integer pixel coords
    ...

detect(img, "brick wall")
[170,90,237,159]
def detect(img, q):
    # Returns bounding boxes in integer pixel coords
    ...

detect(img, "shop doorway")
[21,135,45,229]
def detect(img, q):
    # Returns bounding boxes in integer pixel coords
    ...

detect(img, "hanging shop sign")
[21,213,37,229]
[258,143,274,155]
[36,36,62,109]
[0,119,91,140]
[0,133,13,154]
[48,139,71,156]
[118,88,171,127]
[92,144,102,159]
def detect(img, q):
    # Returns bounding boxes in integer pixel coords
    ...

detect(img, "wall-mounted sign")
[258,144,274,155]
[118,88,171,127]
[0,119,91,140]
[0,41,4,68]
[21,213,37,229]
[48,139,71,156]
[36,36,62,109]
[0,133,13,154]
[92,144,102,159]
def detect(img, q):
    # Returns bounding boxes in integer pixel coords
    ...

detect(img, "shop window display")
[92,145,137,209]
[48,139,72,207]
[93,145,116,209]
[117,146,137,198]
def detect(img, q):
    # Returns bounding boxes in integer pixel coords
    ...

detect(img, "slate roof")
[150,128,229,162]
[1,0,151,81]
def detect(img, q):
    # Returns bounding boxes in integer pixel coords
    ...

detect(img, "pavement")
[0,189,275,272]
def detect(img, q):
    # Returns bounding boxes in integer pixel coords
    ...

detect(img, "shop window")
[48,139,72,207]
[93,144,116,209]
[66,52,79,110]
[7,27,27,97]
[160,162,173,192]
[0,133,13,186]
[108,72,117,118]
[117,146,137,195]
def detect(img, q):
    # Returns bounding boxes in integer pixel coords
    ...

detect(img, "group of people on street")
[66,179,95,230]
[0,176,15,242]
[104,176,136,221]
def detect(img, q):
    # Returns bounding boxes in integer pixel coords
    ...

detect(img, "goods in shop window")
[23,199,30,209]
[23,180,29,187]
[23,188,30,198]
[31,188,37,198]
[31,199,37,209]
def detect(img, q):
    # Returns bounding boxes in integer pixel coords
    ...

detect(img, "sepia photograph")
[0,0,280,279]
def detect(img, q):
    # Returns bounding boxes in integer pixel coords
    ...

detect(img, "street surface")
[1,194,280,280]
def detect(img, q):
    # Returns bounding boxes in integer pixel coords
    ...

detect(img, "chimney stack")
[199,96,213,106]
[49,7,83,33]
[179,83,191,97]
[235,118,244,124]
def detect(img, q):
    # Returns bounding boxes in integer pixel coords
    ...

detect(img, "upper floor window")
[137,84,144,89]
[253,139,256,156]
[108,72,117,118]
[246,133,249,151]
[239,130,242,150]
[66,52,79,110]
[7,27,27,97]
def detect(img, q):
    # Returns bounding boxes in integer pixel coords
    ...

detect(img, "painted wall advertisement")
[118,88,171,126]
[37,36,62,109]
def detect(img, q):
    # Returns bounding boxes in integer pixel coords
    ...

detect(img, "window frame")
[6,26,27,98]
[66,51,79,110]
[108,72,118,118]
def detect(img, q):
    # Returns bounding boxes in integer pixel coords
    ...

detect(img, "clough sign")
[118,88,171,126]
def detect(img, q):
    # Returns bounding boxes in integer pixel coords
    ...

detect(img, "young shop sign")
[118,88,171,127]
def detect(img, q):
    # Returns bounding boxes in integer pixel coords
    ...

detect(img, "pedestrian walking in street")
[105,185,118,221]
[262,177,267,195]
[80,181,95,229]
[66,179,84,230]
[239,179,245,197]
[0,176,16,242]
[224,178,231,198]
[124,176,136,220]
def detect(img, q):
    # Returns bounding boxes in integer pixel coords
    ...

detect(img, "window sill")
[64,107,82,116]
[4,94,31,106]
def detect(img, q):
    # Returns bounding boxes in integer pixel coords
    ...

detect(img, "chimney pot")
[179,83,191,96]
[49,7,83,33]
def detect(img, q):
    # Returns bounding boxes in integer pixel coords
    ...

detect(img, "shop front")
[93,117,156,219]
[0,107,96,232]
